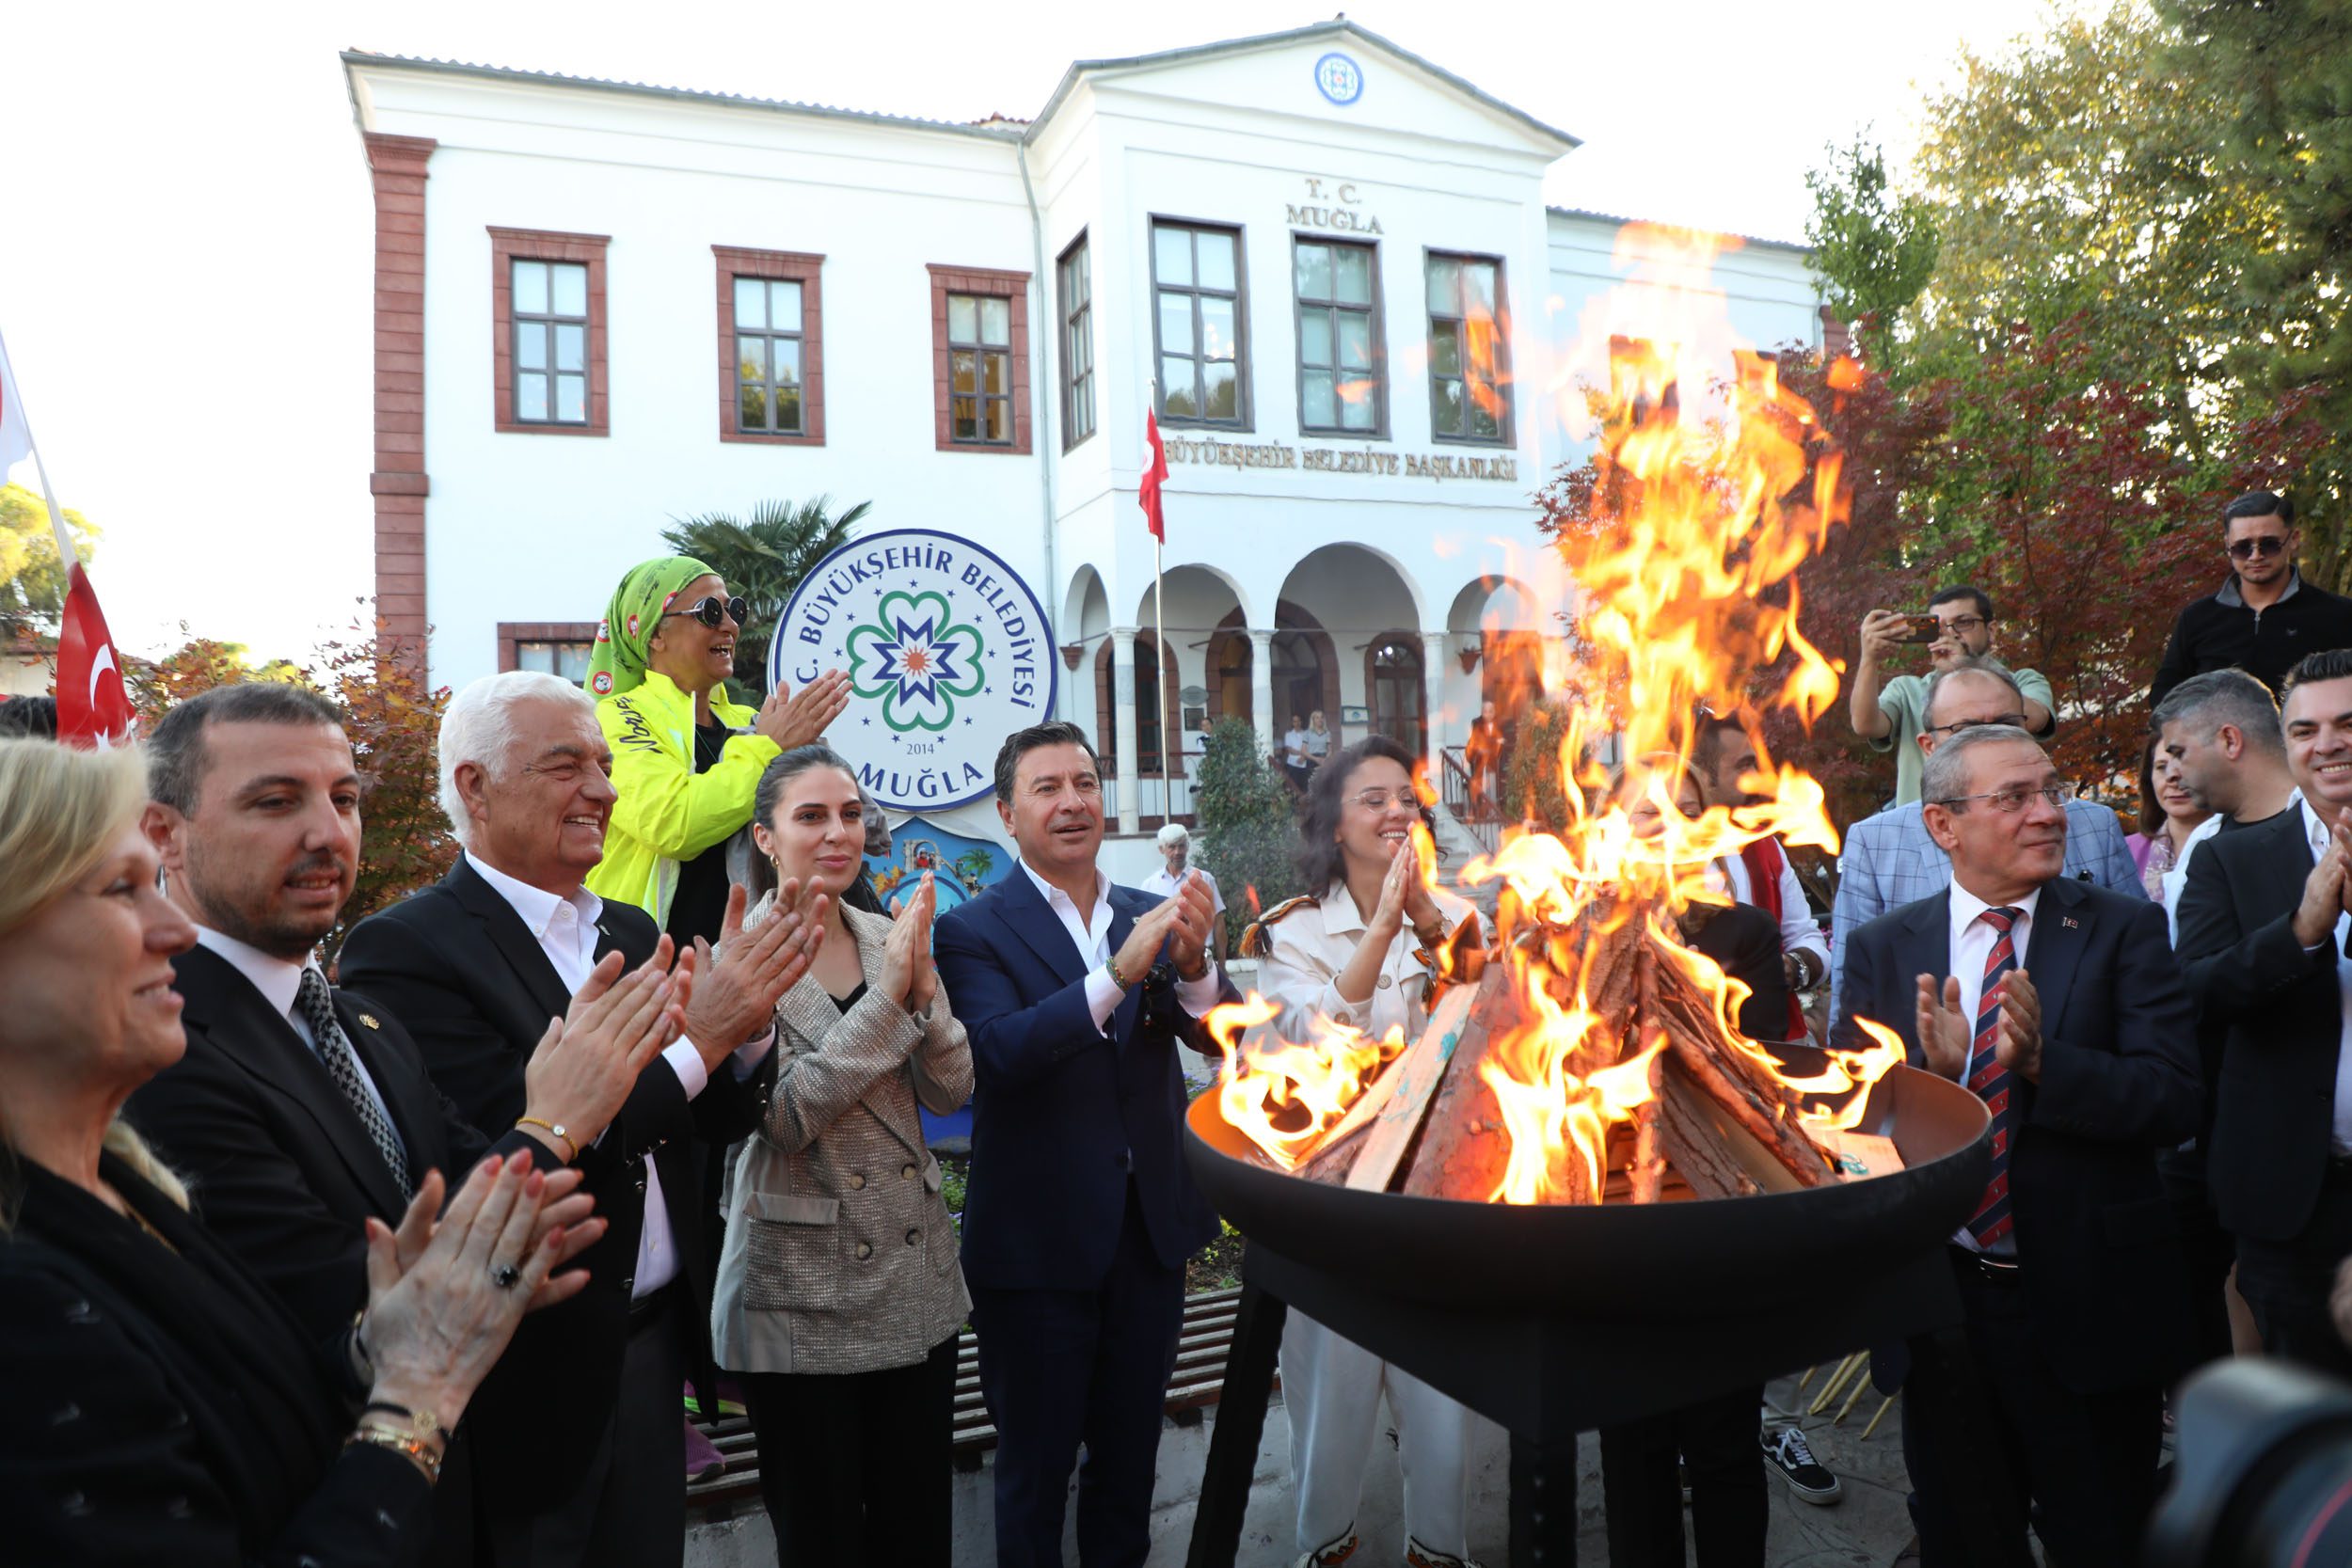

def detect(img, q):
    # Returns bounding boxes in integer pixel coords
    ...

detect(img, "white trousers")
[1282,1309,1473,1556]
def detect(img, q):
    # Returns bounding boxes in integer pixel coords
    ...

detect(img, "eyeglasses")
[1346,788,1419,813]
[2228,536,2291,561]
[1930,785,2068,814]
[1921,713,2027,737]
[661,595,749,630]
[1936,615,1987,636]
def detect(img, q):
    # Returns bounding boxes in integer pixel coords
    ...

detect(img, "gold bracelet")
[515,1117,578,1164]
[345,1424,442,1486]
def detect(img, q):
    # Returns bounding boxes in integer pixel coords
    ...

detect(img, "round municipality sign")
[1313,52,1364,106]
[770,529,1057,812]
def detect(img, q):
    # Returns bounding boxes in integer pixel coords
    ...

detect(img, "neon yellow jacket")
[586,669,780,925]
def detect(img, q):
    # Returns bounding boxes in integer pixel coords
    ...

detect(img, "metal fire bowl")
[1185,1056,1990,1322]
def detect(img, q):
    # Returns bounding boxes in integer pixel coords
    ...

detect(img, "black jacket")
[2173,804,2348,1243]
[932,869,1235,1291]
[1838,877,2201,1392]
[0,1152,433,1568]
[337,858,771,1504]
[125,943,544,1346]
[2149,570,2352,705]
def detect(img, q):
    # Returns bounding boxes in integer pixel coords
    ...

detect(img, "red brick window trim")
[714,246,826,447]
[927,263,1032,454]
[497,622,602,682]
[489,228,611,436]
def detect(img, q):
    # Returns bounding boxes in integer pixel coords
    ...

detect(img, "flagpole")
[1148,379,1172,828]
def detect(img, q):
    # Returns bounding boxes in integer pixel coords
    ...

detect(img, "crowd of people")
[2,486,2349,1568]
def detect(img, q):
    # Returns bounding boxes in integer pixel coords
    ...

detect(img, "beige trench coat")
[709,899,975,1376]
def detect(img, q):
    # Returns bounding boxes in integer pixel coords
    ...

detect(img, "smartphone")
[1897,613,1942,644]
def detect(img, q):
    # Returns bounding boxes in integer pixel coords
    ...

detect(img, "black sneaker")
[1762,1425,1842,1505]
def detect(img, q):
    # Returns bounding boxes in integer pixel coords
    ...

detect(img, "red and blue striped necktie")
[1965,906,2024,1251]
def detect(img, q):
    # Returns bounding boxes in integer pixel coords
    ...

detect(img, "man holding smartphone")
[1851,585,2058,805]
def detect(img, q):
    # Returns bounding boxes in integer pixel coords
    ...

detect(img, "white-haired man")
[1141,822,1228,965]
[341,671,820,1568]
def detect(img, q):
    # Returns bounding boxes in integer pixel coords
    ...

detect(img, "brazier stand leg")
[1185,1275,1287,1568]
[1185,1267,1579,1568]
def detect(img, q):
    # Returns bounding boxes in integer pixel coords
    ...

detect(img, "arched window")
[1367,634,1424,754]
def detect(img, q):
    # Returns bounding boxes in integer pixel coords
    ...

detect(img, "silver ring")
[489,1261,522,1291]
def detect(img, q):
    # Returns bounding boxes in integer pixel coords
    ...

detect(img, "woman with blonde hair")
[708,744,974,1564]
[0,739,591,1566]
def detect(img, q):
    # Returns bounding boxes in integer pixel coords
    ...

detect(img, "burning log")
[1396,967,1556,1203]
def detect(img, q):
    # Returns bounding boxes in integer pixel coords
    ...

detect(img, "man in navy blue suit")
[933,721,1231,1568]
[1836,723,2200,1566]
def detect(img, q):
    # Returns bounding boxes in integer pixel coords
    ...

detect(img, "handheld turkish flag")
[56,563,136,749]
[0,327,135,748]
[1139,406,1169,544]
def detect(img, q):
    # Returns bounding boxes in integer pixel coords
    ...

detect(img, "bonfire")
[1210,228,1909,1209]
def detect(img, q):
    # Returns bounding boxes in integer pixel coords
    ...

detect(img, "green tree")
[1906,2,2290,486]
[660,496,871,699]
[1804,137,1939,371]
[2156,0,2352,574]
[1192,718,1304,951]
[0,483,95,630]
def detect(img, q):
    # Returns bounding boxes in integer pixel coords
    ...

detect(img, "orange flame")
[1214,227,1875,1203]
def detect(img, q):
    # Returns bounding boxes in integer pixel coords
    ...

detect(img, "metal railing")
[1438,745,1501,858]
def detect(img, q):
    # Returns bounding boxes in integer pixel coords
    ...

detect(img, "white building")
[342,20,1823,863]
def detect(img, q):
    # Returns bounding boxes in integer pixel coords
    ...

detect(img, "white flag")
[0,329,66,561]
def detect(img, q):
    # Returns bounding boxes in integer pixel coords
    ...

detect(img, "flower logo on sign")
[845,592,986,734]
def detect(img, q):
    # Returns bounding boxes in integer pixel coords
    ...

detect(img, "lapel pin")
[358,1014,382,1030]
[2061,917,2078,930]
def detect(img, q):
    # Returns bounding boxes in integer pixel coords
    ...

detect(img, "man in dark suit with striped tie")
[1834,723,2201,1566]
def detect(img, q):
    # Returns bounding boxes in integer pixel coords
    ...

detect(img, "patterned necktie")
[294,967,413,1201]
[1965,907,2023,1250]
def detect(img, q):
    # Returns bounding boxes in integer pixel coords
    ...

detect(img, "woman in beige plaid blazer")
[708,746,973,1565]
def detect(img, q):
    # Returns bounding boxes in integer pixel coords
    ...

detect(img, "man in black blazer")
[2175,647,2352,1377]
[123,682,665,1564]
[1836,723,2201,1566]
[932,721,1230,1568]
[339,671,814,1568]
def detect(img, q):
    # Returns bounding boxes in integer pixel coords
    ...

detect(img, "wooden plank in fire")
[1340,971,1490,1194]
[1398,967,1569,1203]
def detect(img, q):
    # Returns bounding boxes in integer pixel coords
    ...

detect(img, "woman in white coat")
[1243,735,1488,1568]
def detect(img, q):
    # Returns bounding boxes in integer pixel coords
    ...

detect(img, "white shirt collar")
[1019,858,1108,924]
[1949,879,2043,936]
[194,926,312,1020]
[466,850,601,939]
[1319,880,1369,939]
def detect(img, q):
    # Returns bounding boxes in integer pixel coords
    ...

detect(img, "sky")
[0,0,2059,663]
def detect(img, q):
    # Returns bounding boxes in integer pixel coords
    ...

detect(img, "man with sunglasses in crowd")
[2150,491,2352,706]
[1830,658,2143,1041]
[1852,585,2058,806]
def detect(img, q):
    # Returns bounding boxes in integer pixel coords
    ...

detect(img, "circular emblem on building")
[1313,52,1364,106]
[770,529,1057,812]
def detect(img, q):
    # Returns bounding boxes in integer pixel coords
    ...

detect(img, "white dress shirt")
[1140,863,1227,918]
[1018,860,1222,1034]
[1947,880,2041,1256]
[2286,804,2352,1154]
[465,852,776,1299]
[194,926,405,1161]
[1718,843,1830,971]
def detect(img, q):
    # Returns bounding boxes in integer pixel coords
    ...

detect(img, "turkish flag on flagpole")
[1139,405,1169,544]
[0,327,135,748]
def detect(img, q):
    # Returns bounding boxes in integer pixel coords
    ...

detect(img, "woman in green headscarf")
[585,556,850,942]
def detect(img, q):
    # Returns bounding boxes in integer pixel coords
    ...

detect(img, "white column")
[1111,626,1141,835]
[1422,631,1448,778]
[1248,628,1277,760]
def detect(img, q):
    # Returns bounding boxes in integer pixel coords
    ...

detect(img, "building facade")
[344,21,1822,861]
